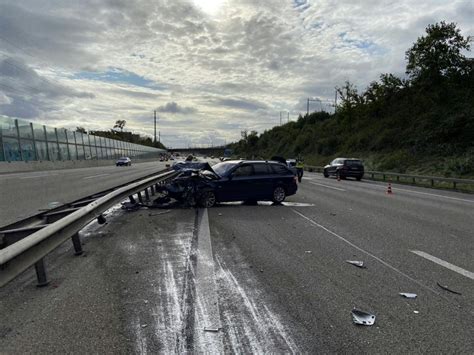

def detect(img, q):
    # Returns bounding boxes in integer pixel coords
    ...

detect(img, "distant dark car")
[116,157,131,166]
[323,158,364,180]
[163,160,298,207]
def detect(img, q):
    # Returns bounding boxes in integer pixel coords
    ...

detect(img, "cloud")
[0,0,472,147]
[213,98,268,111]
[156,102,197,114]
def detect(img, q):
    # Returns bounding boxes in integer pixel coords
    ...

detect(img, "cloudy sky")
[0,0,472,148]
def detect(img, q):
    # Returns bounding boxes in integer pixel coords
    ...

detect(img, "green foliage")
[229,22,473,177]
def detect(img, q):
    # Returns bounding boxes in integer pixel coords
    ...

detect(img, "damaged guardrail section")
[0,170,178,287]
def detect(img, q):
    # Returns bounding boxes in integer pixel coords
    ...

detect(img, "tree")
[405,22,472,81]
[113,120,126,132]
[76,126,87,134]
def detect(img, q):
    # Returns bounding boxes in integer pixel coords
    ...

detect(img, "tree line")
[229,22,474,176]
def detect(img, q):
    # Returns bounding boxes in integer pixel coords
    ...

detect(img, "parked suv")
[323,158,364,180]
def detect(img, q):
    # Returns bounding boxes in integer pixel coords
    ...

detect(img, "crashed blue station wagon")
[161,160,298,208]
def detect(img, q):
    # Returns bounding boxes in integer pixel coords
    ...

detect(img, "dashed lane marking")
[411,250,474,280]
[308,181,346,191]
[82,173,110,180]
[292,209,444,297]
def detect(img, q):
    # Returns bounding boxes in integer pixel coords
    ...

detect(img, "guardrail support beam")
[145,188,150,201]
[34,259,49,287]
[137,191,144,204]
[71,233,83,256]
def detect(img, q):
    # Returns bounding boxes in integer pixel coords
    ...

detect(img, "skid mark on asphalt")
[215,256,299,353]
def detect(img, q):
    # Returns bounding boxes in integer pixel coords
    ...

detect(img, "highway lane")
[0,160,172,226]
[0,170,472,353]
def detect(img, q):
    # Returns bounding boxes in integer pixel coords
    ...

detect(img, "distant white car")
[116,157,131,166]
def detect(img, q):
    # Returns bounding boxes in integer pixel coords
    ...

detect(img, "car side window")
[252,163,270,175]
[232,164,253,177]
[270,164,290,175]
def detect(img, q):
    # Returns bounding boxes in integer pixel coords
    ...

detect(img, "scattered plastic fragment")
[346,260,366,268]
[148,210,171,216]
[204,327,220,332]
[399,293,417,299]
[413,310,419,314]
[437,282,462,295]
[305,250,312,254]
[351,309,376,325]
[218,213,223,216]
[141,324,148,328]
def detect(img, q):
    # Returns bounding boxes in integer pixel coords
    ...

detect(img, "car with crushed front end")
[116,157,131,166]
[160,160,298,208]
[323,158,364,180]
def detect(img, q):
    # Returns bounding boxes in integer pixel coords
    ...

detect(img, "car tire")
[199,190,216,208]
[356,175,362,181]
[323,169,329,178]
[272,186,286,204]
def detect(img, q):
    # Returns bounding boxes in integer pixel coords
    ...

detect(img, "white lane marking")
[82,173,110,180]
[390,186,474,203]
[411,250,474,280]
[19,173,59,179]
[308,181,346,191]
[292,209,442,296]
[194,208,223,352]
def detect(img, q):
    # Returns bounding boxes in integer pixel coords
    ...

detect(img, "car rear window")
[270,163,291,175]
[344,160,363,166]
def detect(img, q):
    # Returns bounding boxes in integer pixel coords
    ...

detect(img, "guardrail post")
[129,195,136,204]
[137,191,144,204]
[397,175,400,182]
[71,233,83,256]
[412,177,415,184]
[383,174,386,181]
[371,173,374,179]
[145,188,150,201]
[453,181,457,189]
[150,185,155,195]
[431,179,434,187]
[34,259,50,287]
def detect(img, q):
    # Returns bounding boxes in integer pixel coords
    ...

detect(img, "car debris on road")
[437,282,462,295]
[345,260,366,268]
[351,309,376,326]
[399,292,417,299]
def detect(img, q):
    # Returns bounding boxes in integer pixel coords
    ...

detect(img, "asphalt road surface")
[0,160,171,226]
[1,170,473,353]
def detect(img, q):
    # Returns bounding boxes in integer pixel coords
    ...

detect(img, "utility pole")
[306,98,309,117]
[335,88,338,108]
[279,111,282,126]
[154,110,157,143]
[158,131,160,143]
[307,98,321,116]
[288,111,290,123]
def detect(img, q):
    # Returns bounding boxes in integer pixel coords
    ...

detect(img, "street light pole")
[154,110,156,143]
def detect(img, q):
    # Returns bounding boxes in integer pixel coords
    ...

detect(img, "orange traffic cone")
[386,183,393,194]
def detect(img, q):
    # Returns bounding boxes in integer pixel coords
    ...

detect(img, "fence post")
[14,119,24,161]
[43,126,50,161]
[30,122,38,161]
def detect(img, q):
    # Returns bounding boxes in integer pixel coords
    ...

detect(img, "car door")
[250,162,273,199]
[217,164,254,201]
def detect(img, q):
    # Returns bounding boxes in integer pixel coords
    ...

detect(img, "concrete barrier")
[0,158,159,174]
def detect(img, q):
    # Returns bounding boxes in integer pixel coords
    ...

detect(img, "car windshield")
[212,162,237,177]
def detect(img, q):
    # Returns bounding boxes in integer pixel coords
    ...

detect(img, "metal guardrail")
[305,166,474,190]
[0,170,178,287]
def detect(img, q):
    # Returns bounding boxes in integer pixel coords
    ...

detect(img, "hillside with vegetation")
[229,22,474,177]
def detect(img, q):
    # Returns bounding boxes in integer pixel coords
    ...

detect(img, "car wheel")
[272,186,286,203]
[323,169,329,178]
[199,190,216,208]
[356,175,362,181]
[128,162,131,166]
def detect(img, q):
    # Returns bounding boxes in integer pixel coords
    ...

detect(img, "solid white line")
[391,186,474,203]
[194,208,223,352]
[411,250,474,280]
[82,173,110,180]
[292,209,441,296]
[308,181,346,191]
